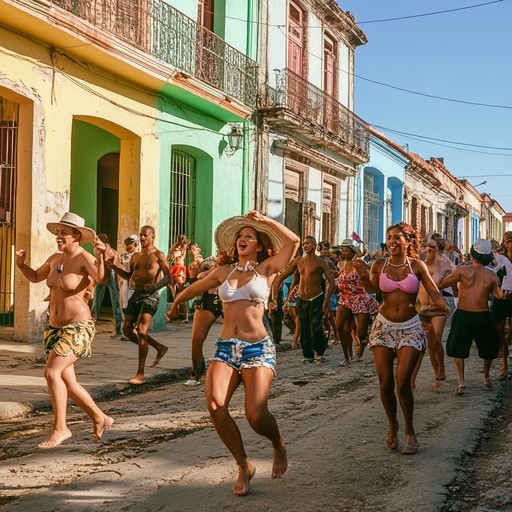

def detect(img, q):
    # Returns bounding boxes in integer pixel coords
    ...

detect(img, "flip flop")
[454,385,465,396]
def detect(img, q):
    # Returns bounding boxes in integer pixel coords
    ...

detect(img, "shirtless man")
[416,238,454,387]
[275,236,335,363]
[438,238,503,395]
[109,225,170,384]
[432,233,463,263]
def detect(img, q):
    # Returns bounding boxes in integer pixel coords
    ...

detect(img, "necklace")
[387,258,407,268]
[234,261,256,272]
[57,247,82,273]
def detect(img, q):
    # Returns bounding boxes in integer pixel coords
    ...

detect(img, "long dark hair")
[387,222,422,259]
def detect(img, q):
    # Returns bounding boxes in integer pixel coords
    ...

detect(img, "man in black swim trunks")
[438,238,503,395]
[109,226,170,384]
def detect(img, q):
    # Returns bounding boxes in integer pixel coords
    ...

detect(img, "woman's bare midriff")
[47,289,92,328]
[219,301,268,342]
[379,291,419,323]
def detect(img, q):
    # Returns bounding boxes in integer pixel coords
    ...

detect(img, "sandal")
[454,385,465,396]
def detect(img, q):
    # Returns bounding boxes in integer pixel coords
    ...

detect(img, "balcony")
[48,0,258,108]
[260,68,369,162]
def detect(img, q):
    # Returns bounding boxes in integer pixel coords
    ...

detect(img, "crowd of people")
[15,210,512,495]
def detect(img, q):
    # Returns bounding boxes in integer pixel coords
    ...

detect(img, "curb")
[0,367,193,421]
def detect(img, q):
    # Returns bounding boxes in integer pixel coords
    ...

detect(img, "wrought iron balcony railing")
[50,0,258,107]
[263,68,369,157]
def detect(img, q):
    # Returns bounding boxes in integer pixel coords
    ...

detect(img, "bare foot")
[37,429,72,449]
[432,378,442,388]
[271,439,288,479]
[151,345,168,367]
[483,378,493,390]
[232,463,256,496]
[386,420,399,450]
[402,434,419,455]
[128,374,145,385]
[93,416,114,442]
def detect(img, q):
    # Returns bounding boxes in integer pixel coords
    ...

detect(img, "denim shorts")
[210,336,276,374]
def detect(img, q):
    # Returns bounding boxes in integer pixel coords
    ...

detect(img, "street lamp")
[227,125,243,152]
[473,180,487,187]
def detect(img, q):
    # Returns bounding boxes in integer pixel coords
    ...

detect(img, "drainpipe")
[246,0,255,59]
[242,0,256,214]
[241,121,250,213]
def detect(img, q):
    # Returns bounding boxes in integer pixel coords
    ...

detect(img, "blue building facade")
[354,131,408,254]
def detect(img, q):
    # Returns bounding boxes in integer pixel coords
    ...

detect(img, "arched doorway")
[97,152,120,246]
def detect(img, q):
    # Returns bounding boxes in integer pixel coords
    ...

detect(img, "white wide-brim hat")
[339,238,359,250]
[46,212,96,244]
[215,215,284,254]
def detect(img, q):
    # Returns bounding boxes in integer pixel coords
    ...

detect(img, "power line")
[457,174,512,177]
[356,0,504,24]
[353,72,512,109]
[372,124,512,152]
[204,0,503,28]
[274,32,512,111]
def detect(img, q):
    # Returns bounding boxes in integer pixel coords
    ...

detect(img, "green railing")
[50,0,258,107]
[265,68,369,157]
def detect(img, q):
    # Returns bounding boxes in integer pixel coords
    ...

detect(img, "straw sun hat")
[215,216,284,254]
[46,212,96,244]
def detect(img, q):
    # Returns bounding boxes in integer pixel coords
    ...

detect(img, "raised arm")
[15,250,51,283]
[353,258,381,294]
[246,211,300,275]
[83,236,107,283]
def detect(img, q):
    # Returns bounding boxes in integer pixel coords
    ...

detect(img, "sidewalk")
[0,317,224,421]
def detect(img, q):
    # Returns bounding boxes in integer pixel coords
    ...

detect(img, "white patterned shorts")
[368,313,427,352]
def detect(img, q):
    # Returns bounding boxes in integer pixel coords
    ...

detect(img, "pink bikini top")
[379,258,420,294]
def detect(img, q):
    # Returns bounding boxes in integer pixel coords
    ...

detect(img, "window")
[363,173,380,253]
[284,167,303,238]
[322,180,337,242]
[169,150,196,246]
[288,1,304,76]
[323,33,339,134]
[196,0,223,90]
[198,0,214,32]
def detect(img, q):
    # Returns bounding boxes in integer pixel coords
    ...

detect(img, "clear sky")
[338,0,512,211]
